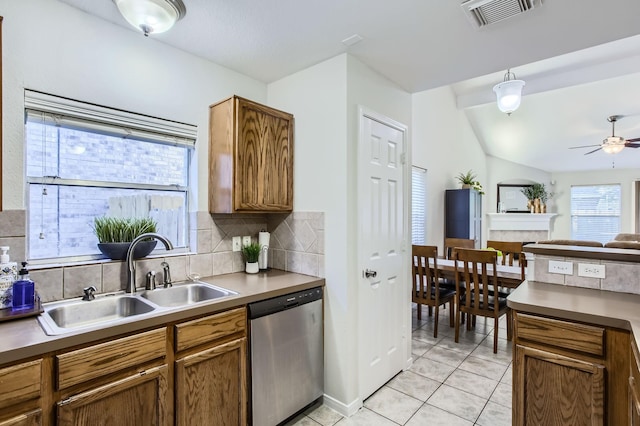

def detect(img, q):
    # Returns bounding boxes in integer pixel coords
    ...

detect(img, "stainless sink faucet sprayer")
[126,233,174,293]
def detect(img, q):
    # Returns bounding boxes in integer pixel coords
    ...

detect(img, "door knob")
[364,269,377,278]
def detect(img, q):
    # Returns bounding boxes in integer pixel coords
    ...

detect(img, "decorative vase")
[462,184,471,189]
[533,198,541,213]
[97,241,157,261]
[541,203,547,213]
[245,262,259,274]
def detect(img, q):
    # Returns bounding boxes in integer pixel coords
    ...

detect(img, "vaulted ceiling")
[56,0,640,172]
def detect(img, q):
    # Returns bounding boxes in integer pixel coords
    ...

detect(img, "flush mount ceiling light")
[113,0,186,37]
[492,69,525,115]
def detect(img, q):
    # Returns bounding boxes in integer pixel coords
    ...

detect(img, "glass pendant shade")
[113,0,186,36]
[493,79,525,114]
[602,136,625,154]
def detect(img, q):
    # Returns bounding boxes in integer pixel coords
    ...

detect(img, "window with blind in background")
[25,90,196,261]
[571,184,621,244]
[411,166,427,245]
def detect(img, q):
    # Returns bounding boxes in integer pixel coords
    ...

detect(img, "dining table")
[429,258,526,289]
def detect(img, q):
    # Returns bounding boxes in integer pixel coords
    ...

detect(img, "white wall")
[486,155,551,210]
[412,87,487,252]
[267,55,353,407]
[268,54,411,414]
[1,0,265,211]
[550,168,640,239]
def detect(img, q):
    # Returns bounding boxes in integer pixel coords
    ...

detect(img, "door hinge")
[400,153,406,165]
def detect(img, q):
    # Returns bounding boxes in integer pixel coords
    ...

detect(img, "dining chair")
[444,238,475,260]
[412,245,455,338]
[486,240,527,282]
[453,248,512,353]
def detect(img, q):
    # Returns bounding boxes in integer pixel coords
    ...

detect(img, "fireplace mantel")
[487,213,557,231]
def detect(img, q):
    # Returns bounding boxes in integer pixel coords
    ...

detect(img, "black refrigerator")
[445,188,482,248]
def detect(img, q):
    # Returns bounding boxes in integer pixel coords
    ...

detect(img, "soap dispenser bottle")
[12,262,35,311]
[0,246,18,309]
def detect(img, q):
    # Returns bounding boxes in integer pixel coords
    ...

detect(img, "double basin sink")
[38,281,238,336]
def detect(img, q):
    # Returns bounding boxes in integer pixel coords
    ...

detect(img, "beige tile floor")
[286,305,513,426]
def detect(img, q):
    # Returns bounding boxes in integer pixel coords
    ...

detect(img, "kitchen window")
[411,166,427,245]
[570,184,621,244]
[25,90,196,261]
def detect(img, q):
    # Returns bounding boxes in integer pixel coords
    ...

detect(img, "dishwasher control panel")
[248,287,323,319]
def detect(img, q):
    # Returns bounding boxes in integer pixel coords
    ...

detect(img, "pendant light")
[113,0,186,37]
[493,69,525,115]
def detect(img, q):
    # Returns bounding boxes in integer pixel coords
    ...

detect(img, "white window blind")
[25,90,196,261]
[411,166,427,245]
[571,184,621,244]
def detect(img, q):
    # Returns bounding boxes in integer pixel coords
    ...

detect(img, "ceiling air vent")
[461,0,542,28]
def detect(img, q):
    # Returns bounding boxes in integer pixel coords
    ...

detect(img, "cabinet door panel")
[0,410,41,426]
[175,337,246,426]
[514,345,604,426]
[57,365,169,426]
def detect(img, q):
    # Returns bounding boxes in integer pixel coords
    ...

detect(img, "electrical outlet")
[242,236,251,247]
[232,236,241,252]
[578,263,605,279]
[548,260,573,275]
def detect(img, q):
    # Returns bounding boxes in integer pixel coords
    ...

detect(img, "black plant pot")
[97,241,157,261]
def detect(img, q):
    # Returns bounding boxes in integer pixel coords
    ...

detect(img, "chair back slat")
[412,245,440,304]
[444,238,475,260]
[486,240,527,280]
[454,248,499,315]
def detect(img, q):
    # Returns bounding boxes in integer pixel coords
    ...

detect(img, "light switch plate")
[548,260,573,275]
[232,236,241,252]
[578,263,605,279]
[242,236,251,247]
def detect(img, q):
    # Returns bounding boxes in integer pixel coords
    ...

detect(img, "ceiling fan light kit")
[569,115,640,155]
[493,69,525,115]
[113,0,186,36]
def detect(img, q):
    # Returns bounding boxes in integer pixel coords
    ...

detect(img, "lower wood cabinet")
[174,307,247,426]
[175,337,246,426]
[513,311,629,426]
[514,345,605,425]
[630,340,640,426]
[0,306,248,426]
[0,360,43,426]
[0,410,42,426]
[57,365,169,426]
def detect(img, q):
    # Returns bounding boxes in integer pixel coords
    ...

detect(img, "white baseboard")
[322,394,362,418]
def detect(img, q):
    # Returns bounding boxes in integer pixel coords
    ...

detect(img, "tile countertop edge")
[507,280,640,346]
[0,270,325,366]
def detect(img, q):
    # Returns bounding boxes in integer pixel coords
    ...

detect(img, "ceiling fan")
[569,115,640,155]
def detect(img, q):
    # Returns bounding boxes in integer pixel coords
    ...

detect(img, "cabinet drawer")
[56,327,166,390]
[175,307,246,352]
[515,313,604,356]
[0,360,42,409]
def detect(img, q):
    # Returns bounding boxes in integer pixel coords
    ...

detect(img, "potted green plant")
[93,217,158,260]
[455,170,484,195]
[242,242,262,274]
[520,183,551,213]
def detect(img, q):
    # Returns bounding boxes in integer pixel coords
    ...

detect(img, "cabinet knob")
[364,269,377,278]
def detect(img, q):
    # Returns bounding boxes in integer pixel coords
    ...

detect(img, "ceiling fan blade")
[625,142,640,148]
[626,137,640,143]
[584,147,602,155]
[569,144,601,149]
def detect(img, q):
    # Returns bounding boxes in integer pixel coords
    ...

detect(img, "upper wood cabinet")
[209,96,294,213]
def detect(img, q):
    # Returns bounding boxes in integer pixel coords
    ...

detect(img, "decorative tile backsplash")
[533,254,640,295]
[0,209,324,303]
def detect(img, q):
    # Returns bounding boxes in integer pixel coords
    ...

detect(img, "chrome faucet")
[126,233,174,293]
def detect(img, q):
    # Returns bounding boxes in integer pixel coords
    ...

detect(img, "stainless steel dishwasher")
[249,287,323,426]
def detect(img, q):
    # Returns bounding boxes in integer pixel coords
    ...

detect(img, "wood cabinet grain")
[57,365,169,426]
[513,311,630,426]
[0,360,43,426]
[209,96,294,213]
[175,337,246,426]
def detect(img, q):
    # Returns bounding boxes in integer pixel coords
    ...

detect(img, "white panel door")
[357,109,408,401]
